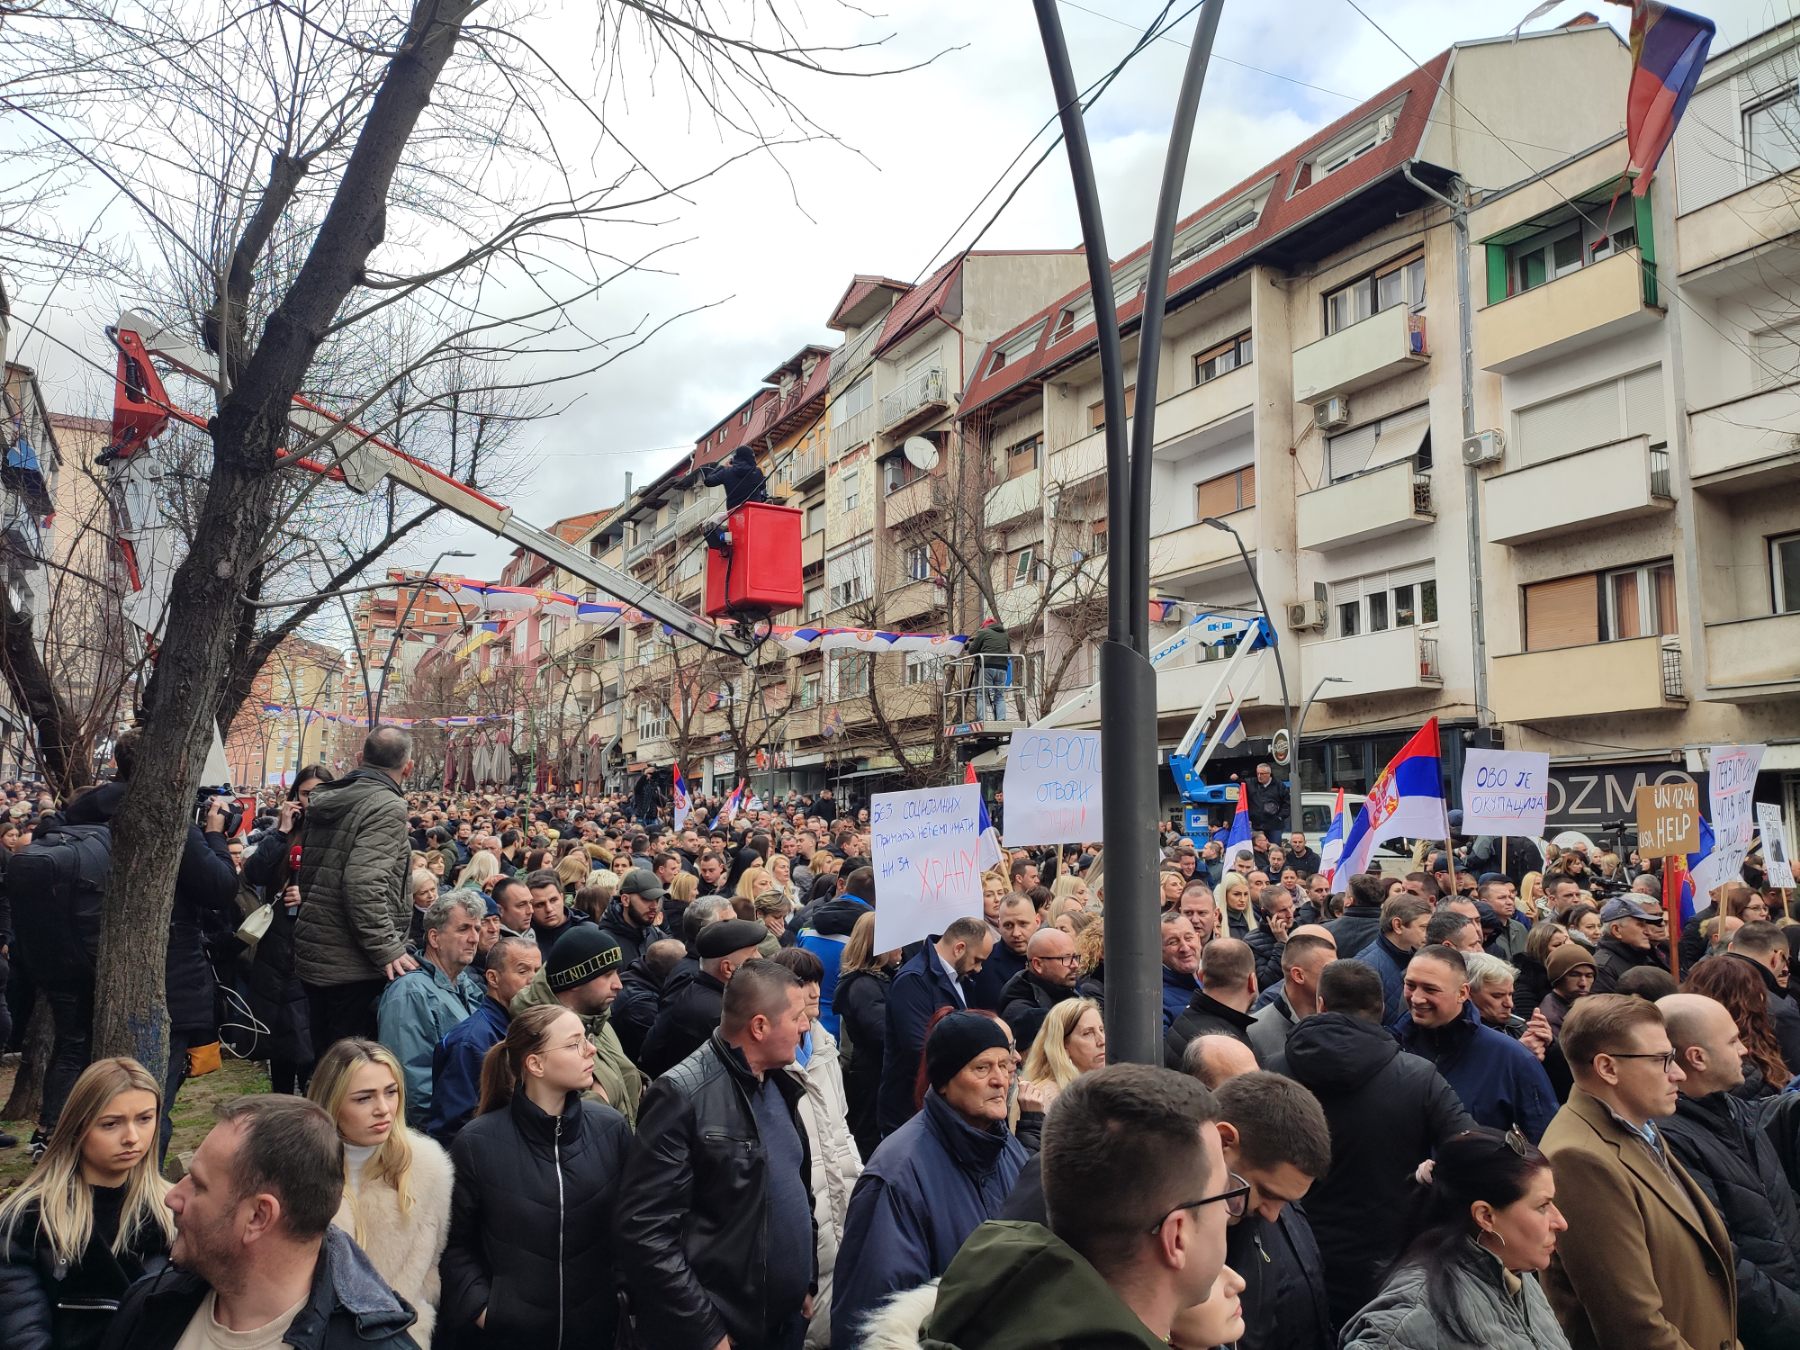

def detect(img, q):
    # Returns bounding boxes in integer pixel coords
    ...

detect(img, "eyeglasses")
[1036,952,1082,964]
[1147,1172,1251,1233]
[1605,1050,1678,1072]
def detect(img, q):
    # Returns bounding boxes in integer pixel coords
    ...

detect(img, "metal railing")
[1412,472,1433,515]
[1649,444,1672,498]
[830,403,875,459]
[784,443,825,487]
[941,652,1043,730]
[1419,634,1442,681]
[880,365,947,428]
[1661,641,1685,700]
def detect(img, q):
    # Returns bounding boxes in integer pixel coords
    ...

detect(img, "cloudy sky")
[17,0,1792,583]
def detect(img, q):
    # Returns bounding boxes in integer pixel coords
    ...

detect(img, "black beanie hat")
[546,925,623,992]
[925,1012,1012,1092]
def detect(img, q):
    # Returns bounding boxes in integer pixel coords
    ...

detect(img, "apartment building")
[951,19,1800,834]
[224,634,343,786]
[0,344,61,777]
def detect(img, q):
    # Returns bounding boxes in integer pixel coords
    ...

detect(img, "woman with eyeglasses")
[1340,1127,1572,1350]
[1012,998,1106,1154]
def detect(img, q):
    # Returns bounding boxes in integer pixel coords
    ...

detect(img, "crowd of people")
[0,730,1796,1349]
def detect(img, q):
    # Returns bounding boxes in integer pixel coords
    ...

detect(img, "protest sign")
[1634,781,1700,858]
[1002,729,1103,845]
[870,784,986,951]
[1757,801,1795,890]
[1708,743,1766,884]
[1459,749,1551,837]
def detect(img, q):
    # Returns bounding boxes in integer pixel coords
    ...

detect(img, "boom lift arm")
[105,310,756,657]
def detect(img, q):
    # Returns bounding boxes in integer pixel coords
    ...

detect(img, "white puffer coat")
[782,1023,864,1346]
[330,1130,454,1346]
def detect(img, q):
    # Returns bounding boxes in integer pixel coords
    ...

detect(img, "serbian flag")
[1619,1,1715,195]
[1331,719,1449,892]
[1685,814,1723,905]
[1223,789,1255,867]
[671,763,691,831]
[1318,788,1348,884]
[718,779,747,826]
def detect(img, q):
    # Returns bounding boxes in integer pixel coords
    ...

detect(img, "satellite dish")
[902,436,939,471]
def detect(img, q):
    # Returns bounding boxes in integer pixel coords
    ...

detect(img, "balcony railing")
[879,365,948,430]
[1412,472,1433,515]
[1662,641,1684,700]
[1420,635,1441,681]
[1649,445,1672,499]
[830,404,875,459]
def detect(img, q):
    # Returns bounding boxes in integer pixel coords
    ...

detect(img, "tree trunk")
[1,993,52,1122]
[0,581,93,796]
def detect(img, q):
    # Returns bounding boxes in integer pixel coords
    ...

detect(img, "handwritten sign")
[1708,743,1766,887]
[870,785,986,952]
[1634,781,1700,858]
[1758,802,1795,890]
[1002,729,1104,845]
[1459,749,1551,837]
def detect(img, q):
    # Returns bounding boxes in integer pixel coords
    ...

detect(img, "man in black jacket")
[1592,896,1662,993]
[614,937,686,1064]
[1213,1072,1336,1350]
[100,1096,417,1350]
[617,959,816,1349]
[638,919,765,1077]
[1659,992,1800,1350]
[1270,959,1474,1325]
[998,927,1081,1051]
[1166,938,1259,1068]
[1323,872,1385,959]
[1728,922,1800,1076]
[597,867,669,967]
[1243,762,1290,839]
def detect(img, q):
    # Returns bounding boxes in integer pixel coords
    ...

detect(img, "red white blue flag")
[1331,719,1449,892]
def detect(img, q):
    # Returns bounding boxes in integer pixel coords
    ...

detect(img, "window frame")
[1002,433,1043,479]
[841,467,861,513]
[904,544,932,583]
[1323,249,1424,336]
[1010,546,1036,588]
[1598,560,1677,642]
[1774,531,1800,615]
[1194,331,1253,386]
[1334,571,1438,639]
[1744,87,1800,179]
[1088,385,1138,431]
[1194,464,1256,518]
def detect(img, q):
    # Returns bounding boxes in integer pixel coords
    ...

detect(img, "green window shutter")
[1485,242,1509,305]
[1634,193,1658,307]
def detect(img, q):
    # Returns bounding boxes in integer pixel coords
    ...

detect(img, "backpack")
[8,823,112,984]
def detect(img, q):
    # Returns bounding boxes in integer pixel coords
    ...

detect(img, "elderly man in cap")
[639,917,768,1078]
[511,924,644,1125]
[1593,895,1663,993]
[598,866,670,967]
[831,1011,1027,1345]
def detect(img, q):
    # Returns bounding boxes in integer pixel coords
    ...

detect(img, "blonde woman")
[0,1058,172,1350]
[1016,997,1107,1136]
[734,865,775,907]
[457,849,500,895]
[556,851,591,896]
[1219,873,1259,938]
[766,852,800,905]
[309,1039,453,1344]
[1518,870,1546,921]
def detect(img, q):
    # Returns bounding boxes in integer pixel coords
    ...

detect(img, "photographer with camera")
[241,765,330,1096]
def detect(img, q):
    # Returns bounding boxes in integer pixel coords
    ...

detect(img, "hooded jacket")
[97,1226,415,1350]
[294,768,413,987]
[1271,1012,1474,1326]
[1659,1087,1800,1350]
[512,966,643,1127]
[595,897,667,969]
[832,1090,1026,1346]
[1394,1001,1559,1142]
[859,1221,1169,1350]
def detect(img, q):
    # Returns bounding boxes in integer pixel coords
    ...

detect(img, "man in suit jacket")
[876,917,993,1138]
[1541,993,1737,1350]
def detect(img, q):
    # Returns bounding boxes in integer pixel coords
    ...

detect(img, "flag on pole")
[964,762,977,785]
[718,778,747,826]
[1318,788,1347,884]
[1619,1,1715,194]
[1331,719,1449,892]
[976,793,1005,871]
[1223,789,1255,866]
[671,763,690,831]
[1685,814,1722,903]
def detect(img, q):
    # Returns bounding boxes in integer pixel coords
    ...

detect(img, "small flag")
[1319,788,1347,884]
[1224,789,1255,867]
[671,763,690,831]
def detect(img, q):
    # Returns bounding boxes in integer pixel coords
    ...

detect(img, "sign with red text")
[1003,729,1104,845]
[871,784,986,951]
[1709,743,1766,885]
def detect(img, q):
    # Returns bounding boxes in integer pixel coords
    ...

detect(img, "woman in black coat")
[832,910,897,1161]
[439,1003,630,1349]
[240,766,327,1095]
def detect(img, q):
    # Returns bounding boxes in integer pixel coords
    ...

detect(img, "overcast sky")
[16,0,1792,583]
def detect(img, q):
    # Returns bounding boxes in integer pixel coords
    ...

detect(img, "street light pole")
[1199,515,1297,833]
[1296,675,1350,809]
[1033,0,1225,1067]
[371,549,474,726]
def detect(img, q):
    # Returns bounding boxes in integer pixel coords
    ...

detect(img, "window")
[842,468,861,513]
[1194,332,1253,385]
[1513,369,1664,466]
[988,323,1046,375]
[1324,251,1424,335]
[1051,299,1093,343]
[1502,212,1637,297]
[903,651,941,685]
[1169,190,1268,267]
[1324,404,1431,482]
[800,672,821,708]
[806,503,825,535]
[1003,434,1042,479]
[902,545,932,583]
[1334,566,1436,638]
[741,407,751,426]
[1010,546,1036,588]
[1195,465,1256,517]
[827,650,870,700]
[1774,534,1800,614]
[636,702,666,740]
[1090,515,1108,554]
[1305,110,1397,185]
[827,544,871,610]
[831,375,872,424]
[1088,385,1137,431]
[1522,561,1676,651]
[805,587,824,621]
[1745,89,1800,177]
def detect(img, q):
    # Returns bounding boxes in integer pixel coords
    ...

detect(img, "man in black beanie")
[638,918,766,1077]
[830,1011,1029,1344]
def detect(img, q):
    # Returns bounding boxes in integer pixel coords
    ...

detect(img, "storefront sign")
[1545,762,1706,832]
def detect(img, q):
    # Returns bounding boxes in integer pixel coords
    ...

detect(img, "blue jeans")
[980,665,1009,721]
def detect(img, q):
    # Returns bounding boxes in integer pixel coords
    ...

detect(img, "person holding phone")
[243,766,330,1095]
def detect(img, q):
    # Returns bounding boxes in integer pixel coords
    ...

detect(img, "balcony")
[786,443,826,490]
[1677,177,1800,279]
[1703,611,1800,700]
[830,404,876,459]
[885,473,936,525]
[1478,250,1661,375]
[801,530,824,570]
[1310,626,1444,699]
[985,467,1041,528]
[1150,507,1255,585]
[995,580,1043,630]
[881,578,943,626]
[1048,366,1255,488]
[879,365,949,434]
[1490,635,1685,723]
[1296,460,1434,552]
[1485,435,1672,545]
[1155,654,1281,717]
[1292,305,1429,404]
[1688,384,1800,489]
[1048,552,1108,609]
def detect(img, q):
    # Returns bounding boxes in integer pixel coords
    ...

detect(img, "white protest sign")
[1002,729,1104,845]
[1459,749,1551,837]
[1758,801,1795,890]
[870,785,986,952]
[1709,743,1766,886]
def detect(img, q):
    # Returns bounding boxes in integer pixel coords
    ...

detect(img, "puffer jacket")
[511,967,643,1127]
[0,1189,170,1350]
[1340,1242,1572,1350]
[1511,951,1551,1022]
[637,968,726,1079]
[1659,1088,1800,1350]
[782,1025,863,1346]
[836,966,891,1160]
[294,768,412,987]
[615,1032,816,1350]
[439,1089,630,1349]
[98,1226,414,1350]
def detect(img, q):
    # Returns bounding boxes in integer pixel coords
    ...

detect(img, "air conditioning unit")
[1313,396,1351,432]
[1462,430,1505,467]
[1287,599,1328,632]
[1376,112,1398,142]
